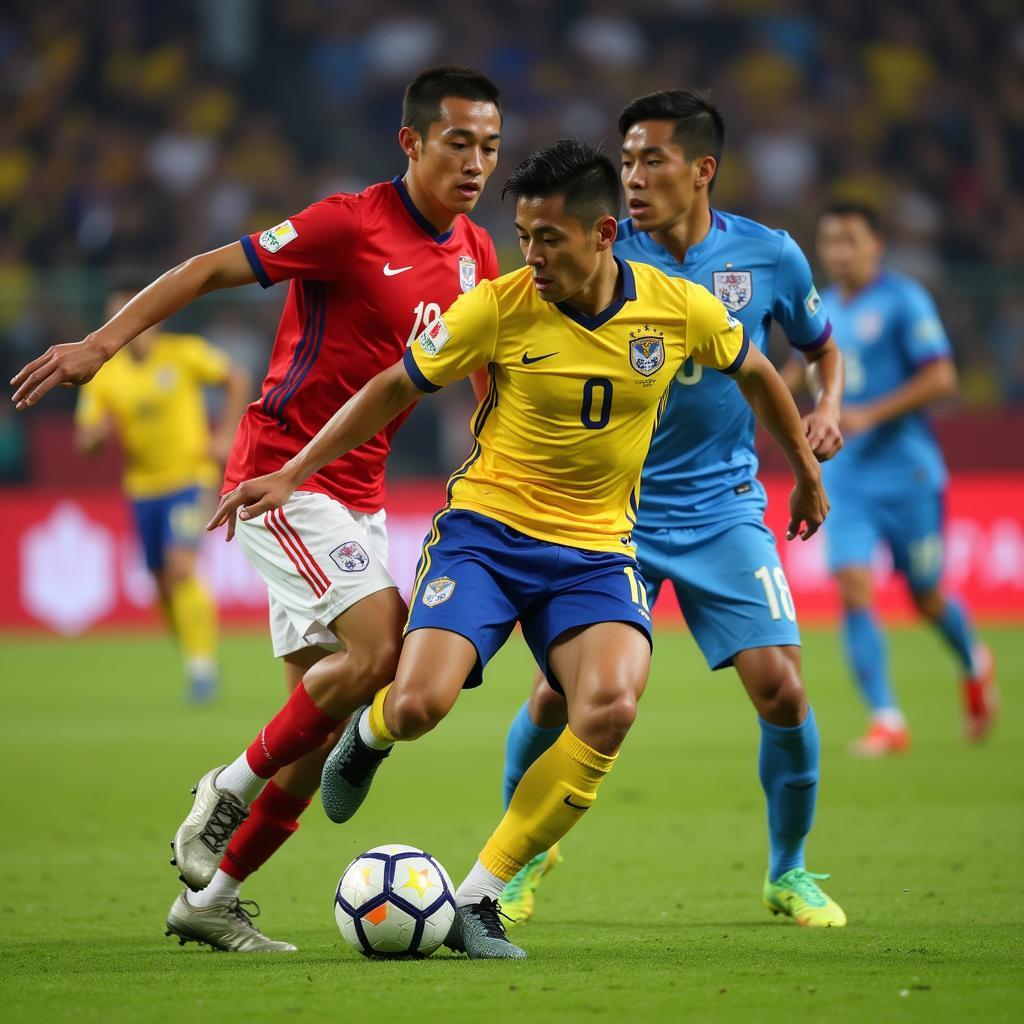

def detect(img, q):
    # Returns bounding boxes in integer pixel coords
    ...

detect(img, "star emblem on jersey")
[383,262,413,276]
[329,541,369,573]
[422,576,456,608]
[628,327,666,377]
[458,255,477,292]
[713,269,752,311]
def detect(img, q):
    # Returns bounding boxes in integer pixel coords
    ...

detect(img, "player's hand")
[802,406,843,462]
[839,406,874,437]
[787,472,829,541]
[207,471,297,541]
[11,340,108,410]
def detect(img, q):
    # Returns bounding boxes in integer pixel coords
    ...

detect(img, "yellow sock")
[167,576,218,663]
[481,728,617,882]
[368,683,398,743]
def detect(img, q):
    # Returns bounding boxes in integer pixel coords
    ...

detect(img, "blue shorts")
[405,509,653,690]
[130,486,203,573]
[633,517,800,671]
[825,487,945,593]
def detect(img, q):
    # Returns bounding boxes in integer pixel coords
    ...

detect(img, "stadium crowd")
[1,0,1022,483]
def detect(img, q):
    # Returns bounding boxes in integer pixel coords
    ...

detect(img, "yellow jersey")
[75,332,230,499]
[403,258,747,553]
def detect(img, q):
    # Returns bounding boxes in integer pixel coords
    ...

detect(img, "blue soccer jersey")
[616,212,832,528]
[820,271,950,499]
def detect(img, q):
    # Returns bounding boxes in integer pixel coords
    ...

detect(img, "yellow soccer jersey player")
[75,331,230,499]
[403,258,746,554]
[75,282,250,704]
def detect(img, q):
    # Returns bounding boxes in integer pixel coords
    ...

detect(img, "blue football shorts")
[405,509,653,690]
[633,516,801,671]
[824,486,945,593]
[130,485,203,573]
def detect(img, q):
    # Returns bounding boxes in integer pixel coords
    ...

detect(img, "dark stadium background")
[1,0,1022,631]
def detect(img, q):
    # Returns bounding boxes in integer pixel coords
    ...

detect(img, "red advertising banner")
[0,475,1022,634]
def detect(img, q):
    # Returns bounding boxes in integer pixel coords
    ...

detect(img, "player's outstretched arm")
[842,357,956,436]
[10,243,256,410]
[800,337,844,461]
[208,359,422,539]
[732,344,829,541]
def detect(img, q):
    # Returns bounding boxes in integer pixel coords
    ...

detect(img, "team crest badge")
[259,219,298,253]
[628,328,666,377]
[422,576,456,607]
[329,541,369,573]
[712,270,753,311]
[458,255,477,293]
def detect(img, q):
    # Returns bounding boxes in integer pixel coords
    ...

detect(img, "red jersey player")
[11,66,502,952]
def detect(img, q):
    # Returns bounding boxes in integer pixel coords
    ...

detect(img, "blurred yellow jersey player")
[403,257,747,554]
[76,281,250,702]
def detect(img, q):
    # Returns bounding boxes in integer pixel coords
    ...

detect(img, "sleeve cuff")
[240,236,274,289]
[403,348,442,393]
[720,332,750,375]
[791,320,833,353]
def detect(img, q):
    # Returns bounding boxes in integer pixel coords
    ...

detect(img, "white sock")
[455,859,506,907]
[873,708,907,730]
[187,869,243,909]
[215,753,266,804]
[358,708,393,751]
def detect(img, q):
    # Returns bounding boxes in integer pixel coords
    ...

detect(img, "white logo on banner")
[21,503,116,634]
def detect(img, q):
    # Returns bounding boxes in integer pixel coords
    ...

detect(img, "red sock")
[219,780,312,881]
[244,682,341,778]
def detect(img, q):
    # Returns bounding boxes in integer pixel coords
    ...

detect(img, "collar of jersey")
[554,257,637,331]
[391,176,455,244]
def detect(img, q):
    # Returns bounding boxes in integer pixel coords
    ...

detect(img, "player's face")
[515,195,613,303]
[411,98,502,215]
[620,121,701,231]
[817,214,883,289]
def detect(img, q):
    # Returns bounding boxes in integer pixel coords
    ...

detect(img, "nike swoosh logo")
[563,794,589,811]
[383,263,413,276]
[522,351,559,365]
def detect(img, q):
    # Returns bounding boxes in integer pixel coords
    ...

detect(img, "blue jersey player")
[816,202,997,757]
[499,90,847,929]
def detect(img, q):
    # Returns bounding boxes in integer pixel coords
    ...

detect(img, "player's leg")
[168,646,339,951]
[171,493,404,891]
[888,491,997,741]
[824,493,907,754]
[320,509,521,823]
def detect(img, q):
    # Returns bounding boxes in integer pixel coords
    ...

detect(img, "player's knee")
[386,686,448,741]
[911,587,944,621]
[348,634,402,702]
[577,688,638,750]
[757,668,806,726]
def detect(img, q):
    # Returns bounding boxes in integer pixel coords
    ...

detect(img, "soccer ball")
[334,844,456,958]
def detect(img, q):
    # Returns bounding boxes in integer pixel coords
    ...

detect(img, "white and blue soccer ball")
[334,844,456,958]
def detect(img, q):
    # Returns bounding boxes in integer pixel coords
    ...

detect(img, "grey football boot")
[165,892,297,952]
[444,898,527,960]
[171,766,250,890]
[320,705,392,824]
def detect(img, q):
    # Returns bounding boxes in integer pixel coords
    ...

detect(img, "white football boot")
[166,892,296,952]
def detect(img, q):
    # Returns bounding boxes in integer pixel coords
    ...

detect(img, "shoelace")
[780,869,830,904]
[470,898,514,939]
[226,899,262,931]
[198,797,249,853]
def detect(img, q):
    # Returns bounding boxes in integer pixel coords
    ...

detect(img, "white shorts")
[234,490,396,657]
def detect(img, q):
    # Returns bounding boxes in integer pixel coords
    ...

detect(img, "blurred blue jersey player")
[816,202,997,757]
[500,90,848,929]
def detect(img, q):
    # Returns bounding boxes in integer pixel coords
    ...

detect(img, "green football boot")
[499,845,563,924]
[764,868,847,927]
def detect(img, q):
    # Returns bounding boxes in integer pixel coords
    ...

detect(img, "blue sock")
[502,701,563,808]
[843,607,897,712]
[759,708,820,882]
[932,596,977,672]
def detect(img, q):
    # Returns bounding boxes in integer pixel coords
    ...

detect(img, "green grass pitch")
[1,625,1020,1023]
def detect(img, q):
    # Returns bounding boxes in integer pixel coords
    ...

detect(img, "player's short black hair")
[820,200,884,236]
[618,88,725,192]
[502,140,621,226]
[402,66,501,138]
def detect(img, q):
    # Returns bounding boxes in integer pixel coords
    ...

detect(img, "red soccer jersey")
[226,176,499,512]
